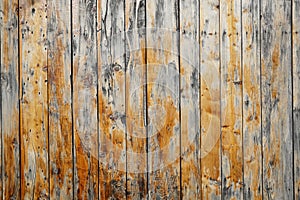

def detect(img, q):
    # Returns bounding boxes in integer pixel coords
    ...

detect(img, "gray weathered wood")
[200,0,222,199]
[293,0,300,199]
[98,0,127,199]
[47,0,73,199]
[19,0,49,198]
[242,0,262,199]
[0,0,20,199]
[72,0,98,198]
[220,0,244,199]
[146,0,180,199]
[180,0,200,198]
[125,0,148,199]
[261,0,293,199]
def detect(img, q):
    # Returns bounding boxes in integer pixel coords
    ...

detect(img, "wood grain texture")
[200,0,221,199]
[72,0,98,198]
[98,0,127,199]
[0,0,20,199]
[19,0,49,198]
[0,1,299,199]
[47,0,73,199]
[242,0,262,199]
[261,0,293,199]
[146,0,180,199]
[293,0,300,199]
[125,0,148,199]
[220,0,244,199]
[180,0,200,198]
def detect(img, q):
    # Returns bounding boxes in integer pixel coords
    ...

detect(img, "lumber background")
[0,0,299,199]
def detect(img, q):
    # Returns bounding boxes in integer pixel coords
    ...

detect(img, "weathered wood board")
[242,0,262,199]
[200,0,221,199]
[0,0,20,199]
[47,0,73,199]
[146,0,181,199]
[19,0,49,198]
[98,0,127,199]
[220,0,243,198]
[72,0,98,198]
[261,0,293,199]
[180,0,201,199]
[125,0,148,199]
[293,0,300,199]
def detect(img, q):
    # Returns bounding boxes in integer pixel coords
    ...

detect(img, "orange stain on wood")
[222,0,243,190]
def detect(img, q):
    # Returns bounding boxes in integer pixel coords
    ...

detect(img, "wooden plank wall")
[0,0,299,199]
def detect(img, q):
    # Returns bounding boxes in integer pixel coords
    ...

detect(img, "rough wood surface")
[220,0,244,199]
[242,0,262,199]
[72,0,98,199]
[0,0,20,199]
[98,0,127,199]
[180,0,200,198]
[146,0,180,199]
[19,0,49,198]
[261,0,293,199]
[200,0,221,199]
[293,0,300,199]
[0,0,299,199]
[125,0,148,199]
[47,0,73,199]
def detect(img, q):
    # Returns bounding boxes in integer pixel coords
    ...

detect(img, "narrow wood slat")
[146,0,180,199]
[242,0,262,199]
[125,0,148,199]
[0,4,2,197]
[261,0,293,199]
[200,0,222,199]
[72,0,98,198]
[47,0,73,199]
[19,0,49,198]
[293,0,300,199]
[98,0,127,199]
[0,0,20,199]
[220,0,244,198]
[179,0,200,198]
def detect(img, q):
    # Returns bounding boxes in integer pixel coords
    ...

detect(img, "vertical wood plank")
[72,0,98,198]
[293,0,300,199]
[0,0,20,199]
[179,0,200,198]
[98,0,127,199]
[47,0,73,199]
[19,0,49,198]
[242,0,262,199]
[220,0,244,199]
[0,3,2,197]
[261,0,293,199]
[146,0,180,199]
[125,0,148,199]
[200,0,222,199]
